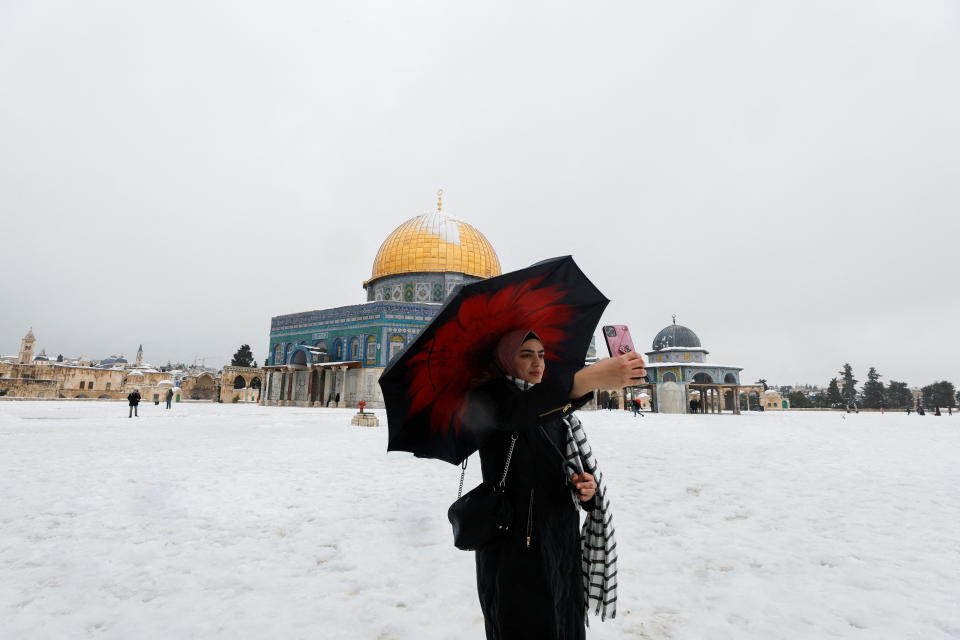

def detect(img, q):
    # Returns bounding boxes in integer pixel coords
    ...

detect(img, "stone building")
[0,328,269,403]
[763,389,790,410]
[624,318,764,414]
[0,330,174,400]
[261,196,501,408]
[219,366,264,403]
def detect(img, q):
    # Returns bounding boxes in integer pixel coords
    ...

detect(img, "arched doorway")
[233,375,246,389]
[190,373,217,400]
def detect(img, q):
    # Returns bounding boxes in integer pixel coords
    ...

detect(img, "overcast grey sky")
[1,0,957,387]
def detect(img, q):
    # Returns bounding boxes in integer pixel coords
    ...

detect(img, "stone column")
[734,386,741,415]
[323,368,333,406]
[337,366,348,408]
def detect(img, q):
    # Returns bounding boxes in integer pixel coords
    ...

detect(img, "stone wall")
[0,378,60,398]
[0,361,177,399]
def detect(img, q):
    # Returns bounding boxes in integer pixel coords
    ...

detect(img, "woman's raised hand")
[571,352,647,398]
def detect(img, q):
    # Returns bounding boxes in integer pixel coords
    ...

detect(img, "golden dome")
[368,211,501,284]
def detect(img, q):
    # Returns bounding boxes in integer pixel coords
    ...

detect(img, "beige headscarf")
[493,329,542,379]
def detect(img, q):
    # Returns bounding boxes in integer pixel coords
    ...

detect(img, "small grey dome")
[652,322,701,350]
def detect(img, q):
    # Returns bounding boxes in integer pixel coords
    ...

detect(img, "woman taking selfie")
[466,329,646,639]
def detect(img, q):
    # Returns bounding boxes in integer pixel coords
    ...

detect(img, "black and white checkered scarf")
[507,376,618,621]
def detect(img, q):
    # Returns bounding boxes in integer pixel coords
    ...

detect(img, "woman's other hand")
[571,352,646,398]
[571,472,597,501]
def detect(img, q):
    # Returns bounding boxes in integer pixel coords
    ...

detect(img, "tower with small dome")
[261,193,502,409]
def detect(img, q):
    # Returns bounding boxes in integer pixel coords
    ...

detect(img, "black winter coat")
[127,392,141,406]
[467,376,595,640]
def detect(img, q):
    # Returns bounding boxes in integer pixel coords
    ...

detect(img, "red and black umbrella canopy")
[380,256,609,465]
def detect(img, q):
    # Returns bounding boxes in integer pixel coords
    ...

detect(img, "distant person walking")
[632,397,643,417]
[165,388,173,409]
[127,389,141,418]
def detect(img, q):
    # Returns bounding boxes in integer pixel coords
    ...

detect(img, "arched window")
[350,338,360,360]
[233,375,246,389]
[724,373,737,384]
[389,335,405,361]
[662,372,677,383]
[250,377,261,389]
[693,372,714,384]
[366,336,377,364]
[274,344,283,365]
[333,338,344,361]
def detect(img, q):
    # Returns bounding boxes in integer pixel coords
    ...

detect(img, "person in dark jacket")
[165,388,174,409]
[127,389,141,418]
[466,329,645,639]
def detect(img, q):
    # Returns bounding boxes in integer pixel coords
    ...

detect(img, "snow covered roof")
[127,370,144,376]
[646,346,708,353]
[644,362,742,370]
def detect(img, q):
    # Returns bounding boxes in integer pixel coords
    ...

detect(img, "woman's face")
[513,339,545,384]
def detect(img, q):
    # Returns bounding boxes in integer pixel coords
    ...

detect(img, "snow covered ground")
[1,401,958,639]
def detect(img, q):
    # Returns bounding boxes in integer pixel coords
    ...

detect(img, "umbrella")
[380,255,609,465]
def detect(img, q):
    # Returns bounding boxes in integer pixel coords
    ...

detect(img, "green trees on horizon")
[792,364,955,410]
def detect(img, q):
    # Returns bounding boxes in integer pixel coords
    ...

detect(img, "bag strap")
[457,432,518,498]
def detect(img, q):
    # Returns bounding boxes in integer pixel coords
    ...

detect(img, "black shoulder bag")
[447,433,518,551]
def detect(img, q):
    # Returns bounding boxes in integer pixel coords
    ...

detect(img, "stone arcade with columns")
[628,318,764,414]
[260,196,502,409]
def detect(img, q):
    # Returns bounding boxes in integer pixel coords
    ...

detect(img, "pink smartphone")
[603,325,646,381]
[602,325,635,357]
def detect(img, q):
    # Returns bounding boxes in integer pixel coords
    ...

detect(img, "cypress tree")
[861,367,885,409]
[826,378,843,407]
[839,364,858,406]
